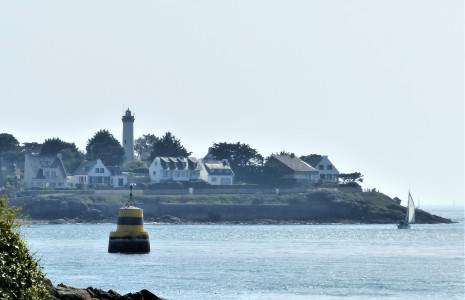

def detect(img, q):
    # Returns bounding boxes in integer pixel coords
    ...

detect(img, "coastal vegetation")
[0,195,49,299]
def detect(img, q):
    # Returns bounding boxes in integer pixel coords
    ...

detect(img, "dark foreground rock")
[49,283,166,300]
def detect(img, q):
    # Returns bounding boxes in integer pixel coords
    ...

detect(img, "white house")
[24,154,68,188]
[149,157,201,183]
[72,159,127,188]
[199,159,234,185]
[302,155,339,183]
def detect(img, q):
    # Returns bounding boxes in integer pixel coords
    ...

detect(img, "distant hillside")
[10,189,452,224]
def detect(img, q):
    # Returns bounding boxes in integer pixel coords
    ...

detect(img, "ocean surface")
[21,206,464,300]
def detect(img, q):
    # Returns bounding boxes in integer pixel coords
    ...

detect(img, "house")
[149,157,201,183]
[301,154,339,183]
[71,159,128,188]
[267,154,319,183]
[199,159,234,185]
[24,154,68,188]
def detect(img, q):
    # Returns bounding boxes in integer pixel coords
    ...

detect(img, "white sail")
[407,192,415,223]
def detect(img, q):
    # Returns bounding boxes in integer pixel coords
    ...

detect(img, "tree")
[338,172,364,184]
[208,142,264,183]
[0,133,19,154]
[39,138,76,156]
[0,134,20,179]
[300,154,323,168]
[59,148,85,174]
[86,130,125,166]
[0,195,50,299]
[150,132,191,160]
[39,138,84,173]
[21,142,42,155]
[135,134,158,157]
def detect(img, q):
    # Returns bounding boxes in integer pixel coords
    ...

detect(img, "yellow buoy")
[108,186,150,253]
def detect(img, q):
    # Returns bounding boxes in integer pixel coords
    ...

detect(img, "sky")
[0,1,463,206]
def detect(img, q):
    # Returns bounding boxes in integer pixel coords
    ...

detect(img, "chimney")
[290,153,295,159]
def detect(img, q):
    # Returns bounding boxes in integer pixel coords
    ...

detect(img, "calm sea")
[21,206,464,300]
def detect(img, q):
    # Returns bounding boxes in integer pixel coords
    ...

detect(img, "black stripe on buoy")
[117,216,144,225]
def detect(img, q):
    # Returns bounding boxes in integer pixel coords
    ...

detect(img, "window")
[327,174,332,180]
[95,168,100,173]
[318,165,324,170]
[163,171,168,177]
[221,178,231,185]
[211,177,217,183]
[100,168,104,173]
[327,165,333,170]
[152,171,156,175]
[320,174,326,180]
[175,171,180,177]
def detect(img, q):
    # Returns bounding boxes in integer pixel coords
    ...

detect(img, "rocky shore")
[49,283,165,300]
[10,189,453,225]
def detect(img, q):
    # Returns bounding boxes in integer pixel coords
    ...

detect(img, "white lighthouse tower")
[122,108,135,165]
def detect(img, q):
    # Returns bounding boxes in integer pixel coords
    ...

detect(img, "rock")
[49,284,165,300]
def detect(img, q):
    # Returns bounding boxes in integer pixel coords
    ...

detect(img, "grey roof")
[204,160,234,175]
[26,154,67,179]
[156,157,200,171]
[271,154,317,172]
[73,161,98,175]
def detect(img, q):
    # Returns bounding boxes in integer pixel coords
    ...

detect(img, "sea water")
[21,206,464,300]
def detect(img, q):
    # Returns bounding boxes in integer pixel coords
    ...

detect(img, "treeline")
[0,131,363,188]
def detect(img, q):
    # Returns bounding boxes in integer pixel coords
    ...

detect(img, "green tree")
[39,138,75,156]
[39,138,84,173]
[150,132,191,160]
[300,154,323,168]
[59,148,85,174]
[86,130,125,166]
[135,134,158,157]
[21,142,42,155]
[0,133,19,154]
[0,134,20,180]
[0,195,50,299]
[338,172,364,184]
[208,142,264,183]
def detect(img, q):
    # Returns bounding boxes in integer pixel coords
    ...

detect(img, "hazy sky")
[1,1,463,206]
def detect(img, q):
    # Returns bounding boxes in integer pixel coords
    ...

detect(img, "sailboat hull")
[397,223,411,229]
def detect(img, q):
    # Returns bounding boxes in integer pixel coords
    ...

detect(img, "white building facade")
[313,155,339,183]
[72,159,127,188]
[149,157,201,183]
[199,160,234,185]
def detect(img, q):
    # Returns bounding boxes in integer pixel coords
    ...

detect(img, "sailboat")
[397,192,415,229]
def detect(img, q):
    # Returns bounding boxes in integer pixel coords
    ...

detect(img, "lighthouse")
[122,108,135,165]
